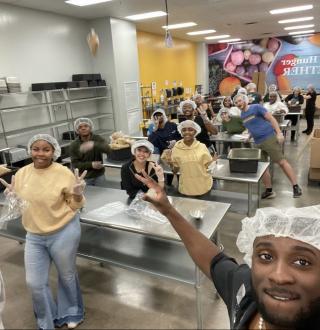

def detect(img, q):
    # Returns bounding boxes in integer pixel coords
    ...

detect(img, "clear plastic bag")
[0,192,28,230]
[126,191,168,224]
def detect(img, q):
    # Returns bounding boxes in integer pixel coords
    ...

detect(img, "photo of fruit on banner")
[208,33,320,96]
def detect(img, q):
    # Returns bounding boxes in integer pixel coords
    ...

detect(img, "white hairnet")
[74,117,94,132]
[177,120,201,137]
[193,94,204,101]
[180,100,197,111]
[268,84,277,92]
[237,205,320,267]
[246,82,256,91]
[151,108,168,125]
[234,93,249,105]
[27,134,61,160]
[237,87,247,95]
[131,140,154,155]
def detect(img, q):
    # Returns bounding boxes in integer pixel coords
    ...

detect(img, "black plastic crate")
[31,83,56,91]
[108,148,132,161]
[72,74,93,81]
[228,148,261,173]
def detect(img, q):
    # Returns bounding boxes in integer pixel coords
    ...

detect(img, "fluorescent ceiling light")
[187,29,216,35]
[205,34,230,40]
[278,16,314,24]
[270,5,313,15]
[162,22,197,30]
[293,33,315,38]
[218,38,241,43]
[125,11,167,21]
[284,24,314,30]
[288,29,315,35]
[65,0,112,6]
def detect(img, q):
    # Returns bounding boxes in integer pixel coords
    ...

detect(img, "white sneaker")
[67,321,82,329]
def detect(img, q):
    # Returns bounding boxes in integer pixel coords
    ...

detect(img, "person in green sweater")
[221,109,248,155]
[70,118,110,187]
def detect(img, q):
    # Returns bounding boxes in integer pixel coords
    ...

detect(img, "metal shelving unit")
[0,85,115,161]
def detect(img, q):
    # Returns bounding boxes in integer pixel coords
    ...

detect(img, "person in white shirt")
[216,96,241,122]
[263,91,288,115]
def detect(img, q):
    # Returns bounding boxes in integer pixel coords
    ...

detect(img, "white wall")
[196,42,209,94]
[90,17,142,134]
[0,3,93,91]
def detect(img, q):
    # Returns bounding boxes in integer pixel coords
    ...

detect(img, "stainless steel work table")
[211,159,269,216]
[103,158,269,216]
[0,186,230,330]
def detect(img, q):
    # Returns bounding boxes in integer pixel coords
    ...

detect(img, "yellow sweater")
[14,163,85,234]
[171,140,213,196]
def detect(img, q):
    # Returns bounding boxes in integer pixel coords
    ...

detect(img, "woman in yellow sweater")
[171,120,213,197]
[0,134,86,330]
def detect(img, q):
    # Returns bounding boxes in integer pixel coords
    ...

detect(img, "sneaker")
[293,185,302,198]
[261,190,276,199]
[67,321,83,329]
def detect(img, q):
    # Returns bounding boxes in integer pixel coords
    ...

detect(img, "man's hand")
[135,170,173,216]
[92,161,104,169]
[73,169,87,196]
[80,141,94,153]
[0,175,15,196]
[167,140,176,149]
[276,132,285,144]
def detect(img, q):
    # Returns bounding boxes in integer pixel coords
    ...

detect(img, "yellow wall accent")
[137,31,197,98]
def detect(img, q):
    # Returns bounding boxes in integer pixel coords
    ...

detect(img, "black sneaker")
[293,185,302,198]
[261,190,276,199]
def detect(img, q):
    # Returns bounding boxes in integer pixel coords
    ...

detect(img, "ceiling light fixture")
[162,22,197,30]
[187,29,216,35]
[218,38,241,43]
[125,11,167,21]
[164,0,173,48]
[278,16,314,24]
[292,33,315,38]
[284,24,314,30]
[270,5,313,15]
[288,29,315,35]
[205,34,230,40]
[65,0,112,6]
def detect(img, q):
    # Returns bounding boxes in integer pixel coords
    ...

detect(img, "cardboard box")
[257,72,266,95]
[309,168,320,180]
[310,129,320,168]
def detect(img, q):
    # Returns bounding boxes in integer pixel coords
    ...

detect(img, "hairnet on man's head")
[27,134,61,160]
[234,93,249,105]
[268,84,277,92]
[194,94,204,101]
[246,82,257,91]
[177,120,201,137]
[131,140,154,155]
[237,87,247,95]
[236,205,320,267]
[179,100,197,111]
[151,108,168,124]
[74,117,94,132]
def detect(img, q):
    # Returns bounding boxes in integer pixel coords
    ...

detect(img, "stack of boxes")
[309,129,320,180]
[6,77,21,93]
[0,78,8,94]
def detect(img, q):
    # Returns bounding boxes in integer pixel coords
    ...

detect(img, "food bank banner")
[208,33,320,95]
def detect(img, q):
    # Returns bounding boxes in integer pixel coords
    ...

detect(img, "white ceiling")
[1,0,319,42]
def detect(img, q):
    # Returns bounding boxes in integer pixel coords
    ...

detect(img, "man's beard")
[252,286,320,329]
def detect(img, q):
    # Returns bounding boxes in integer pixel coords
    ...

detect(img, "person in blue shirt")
[148,108,181,155]
[234,93,302,199]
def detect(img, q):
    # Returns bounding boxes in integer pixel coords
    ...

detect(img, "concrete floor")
[1,120,319,329]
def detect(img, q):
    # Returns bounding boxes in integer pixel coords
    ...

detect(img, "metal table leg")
[195,266,203,330]
[248,182,253,216]
[257,180,261,208]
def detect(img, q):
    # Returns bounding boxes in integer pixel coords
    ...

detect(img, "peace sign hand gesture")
[73,169,87,196]
[0,175,15,196]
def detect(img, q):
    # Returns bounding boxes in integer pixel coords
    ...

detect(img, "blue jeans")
[85,174,107,187]
[24,214,84,329]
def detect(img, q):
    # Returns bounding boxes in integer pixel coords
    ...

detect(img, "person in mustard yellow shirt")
[171,120,213,197]
[0,134,86,330]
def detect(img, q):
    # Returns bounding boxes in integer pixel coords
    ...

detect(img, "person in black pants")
[285,87,304,141]
[303,84,317,135]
